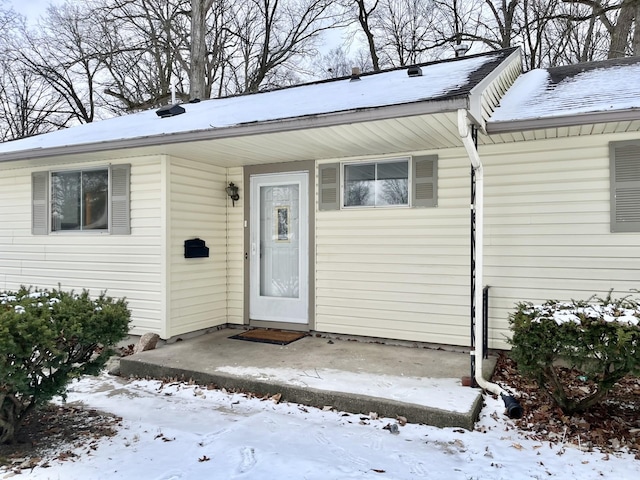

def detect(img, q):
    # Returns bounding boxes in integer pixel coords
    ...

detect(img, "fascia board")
[0,98,468,163]
[486,108,640,134]
[467,48,523,133]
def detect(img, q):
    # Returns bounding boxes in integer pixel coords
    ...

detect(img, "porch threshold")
[119,329,496,431]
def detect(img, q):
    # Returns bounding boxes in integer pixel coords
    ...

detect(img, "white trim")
[249,172,309,324]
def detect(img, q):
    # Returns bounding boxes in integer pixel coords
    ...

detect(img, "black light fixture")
[226,182,239,206]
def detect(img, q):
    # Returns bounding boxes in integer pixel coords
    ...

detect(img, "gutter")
[487,108,640,135]
[0,97,467,164]
[457,108,523,419]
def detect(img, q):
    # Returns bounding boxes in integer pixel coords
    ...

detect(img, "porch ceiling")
[0,112,465,170]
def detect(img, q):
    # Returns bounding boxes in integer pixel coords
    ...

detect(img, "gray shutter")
[110,164,131,235]
[611,141,640,232]
[319,163,340,211]
[412,155,437,207]
[32,171,49,235]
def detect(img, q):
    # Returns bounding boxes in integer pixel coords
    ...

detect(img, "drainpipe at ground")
[457,109,522,419]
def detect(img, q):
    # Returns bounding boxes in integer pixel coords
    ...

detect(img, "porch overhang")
[0,106,470,169]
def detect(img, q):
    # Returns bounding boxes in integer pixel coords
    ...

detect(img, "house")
[1,48,638,351]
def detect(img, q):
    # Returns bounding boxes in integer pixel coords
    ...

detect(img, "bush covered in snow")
[0,287,130,444]
[508,292,640,415]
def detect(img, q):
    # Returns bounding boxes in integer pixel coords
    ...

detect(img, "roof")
[0,48,518,163]
[488,56,640,134]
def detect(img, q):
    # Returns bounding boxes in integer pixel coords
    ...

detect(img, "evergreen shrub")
[508,292,640,415]
[0,286,130,444]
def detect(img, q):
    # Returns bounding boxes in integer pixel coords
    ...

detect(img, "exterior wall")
[167,157,229,337]
[226,167,244,326]
[482,131,640,348]
[315,150,472,346]
[0,156,165,336]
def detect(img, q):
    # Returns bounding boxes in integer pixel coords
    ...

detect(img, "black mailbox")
[184,238,209,258]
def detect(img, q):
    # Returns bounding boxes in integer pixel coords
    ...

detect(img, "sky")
[8,0,58,21]
[1,371,637,480]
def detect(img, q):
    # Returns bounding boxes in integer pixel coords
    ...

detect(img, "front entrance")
[249,172,309,324]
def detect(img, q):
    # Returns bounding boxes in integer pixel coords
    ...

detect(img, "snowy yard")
[2,373,638,480]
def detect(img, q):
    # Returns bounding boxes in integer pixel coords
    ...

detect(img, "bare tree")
[352,0,382,70]
[189,0,214,100]
[0,65,65,140]
[229,0,340,92]
[311,46,353,78]
[99,0,190,110]
[606,0,639,57]
[12,2,104,124]
[375,0,440,66]
[561,0,640,58]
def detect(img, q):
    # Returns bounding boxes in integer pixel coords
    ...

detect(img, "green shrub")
[0,286,130,444]
[508,292,640,415]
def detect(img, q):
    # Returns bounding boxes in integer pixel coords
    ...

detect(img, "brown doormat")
[229,329,307,346]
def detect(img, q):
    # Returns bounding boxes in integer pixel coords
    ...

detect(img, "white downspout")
[457,109,522,418]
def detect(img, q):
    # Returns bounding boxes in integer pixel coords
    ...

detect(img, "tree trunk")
[0,393,21,445]
[355,0,380,71]
[608,0,638,58]
[189,0,213,101]
[633,1,640,54]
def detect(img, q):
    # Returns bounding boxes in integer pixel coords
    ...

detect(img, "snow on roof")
[490,56,640,124]
[0,50,511,157]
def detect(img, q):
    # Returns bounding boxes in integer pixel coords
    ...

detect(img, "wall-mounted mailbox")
[184,238,209,258]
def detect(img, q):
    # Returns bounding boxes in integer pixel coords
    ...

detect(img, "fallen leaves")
[154,433,175,442]
[0,404,121,471]
[491,353,640,458]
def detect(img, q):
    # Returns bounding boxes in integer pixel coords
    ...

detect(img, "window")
[318,155,437,211]
[344,160,408,207]
[51,169,108,231]
[32,164,131,235]
[610,140,640,232]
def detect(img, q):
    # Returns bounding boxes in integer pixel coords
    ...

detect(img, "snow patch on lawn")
[3,373,637,480]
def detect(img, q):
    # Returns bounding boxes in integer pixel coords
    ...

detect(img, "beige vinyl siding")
[315,150,472,346]
[167,157,228,337]
[482,132,640,348]
[226,167,244,325]
[0,156,164,335]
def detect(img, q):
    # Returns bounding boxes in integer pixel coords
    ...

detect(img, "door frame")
[243,161,315,331]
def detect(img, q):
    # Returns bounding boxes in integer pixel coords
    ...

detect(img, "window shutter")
[110,164,131,235]
[611,141,640,232]
[32,172,49,235]
[412,155,437,207]
[319,163,340,211]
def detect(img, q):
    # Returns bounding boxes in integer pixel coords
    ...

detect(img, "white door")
[249,172,308,324]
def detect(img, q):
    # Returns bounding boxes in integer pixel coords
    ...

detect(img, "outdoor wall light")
[226,182,240,206]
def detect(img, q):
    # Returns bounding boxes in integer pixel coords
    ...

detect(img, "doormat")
[229,329,307,346]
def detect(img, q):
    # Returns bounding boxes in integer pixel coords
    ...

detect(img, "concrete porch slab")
[119,329,497,430]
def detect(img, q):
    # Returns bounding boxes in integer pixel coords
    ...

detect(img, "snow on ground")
[7,373,639,480]
[215,366,479,413]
